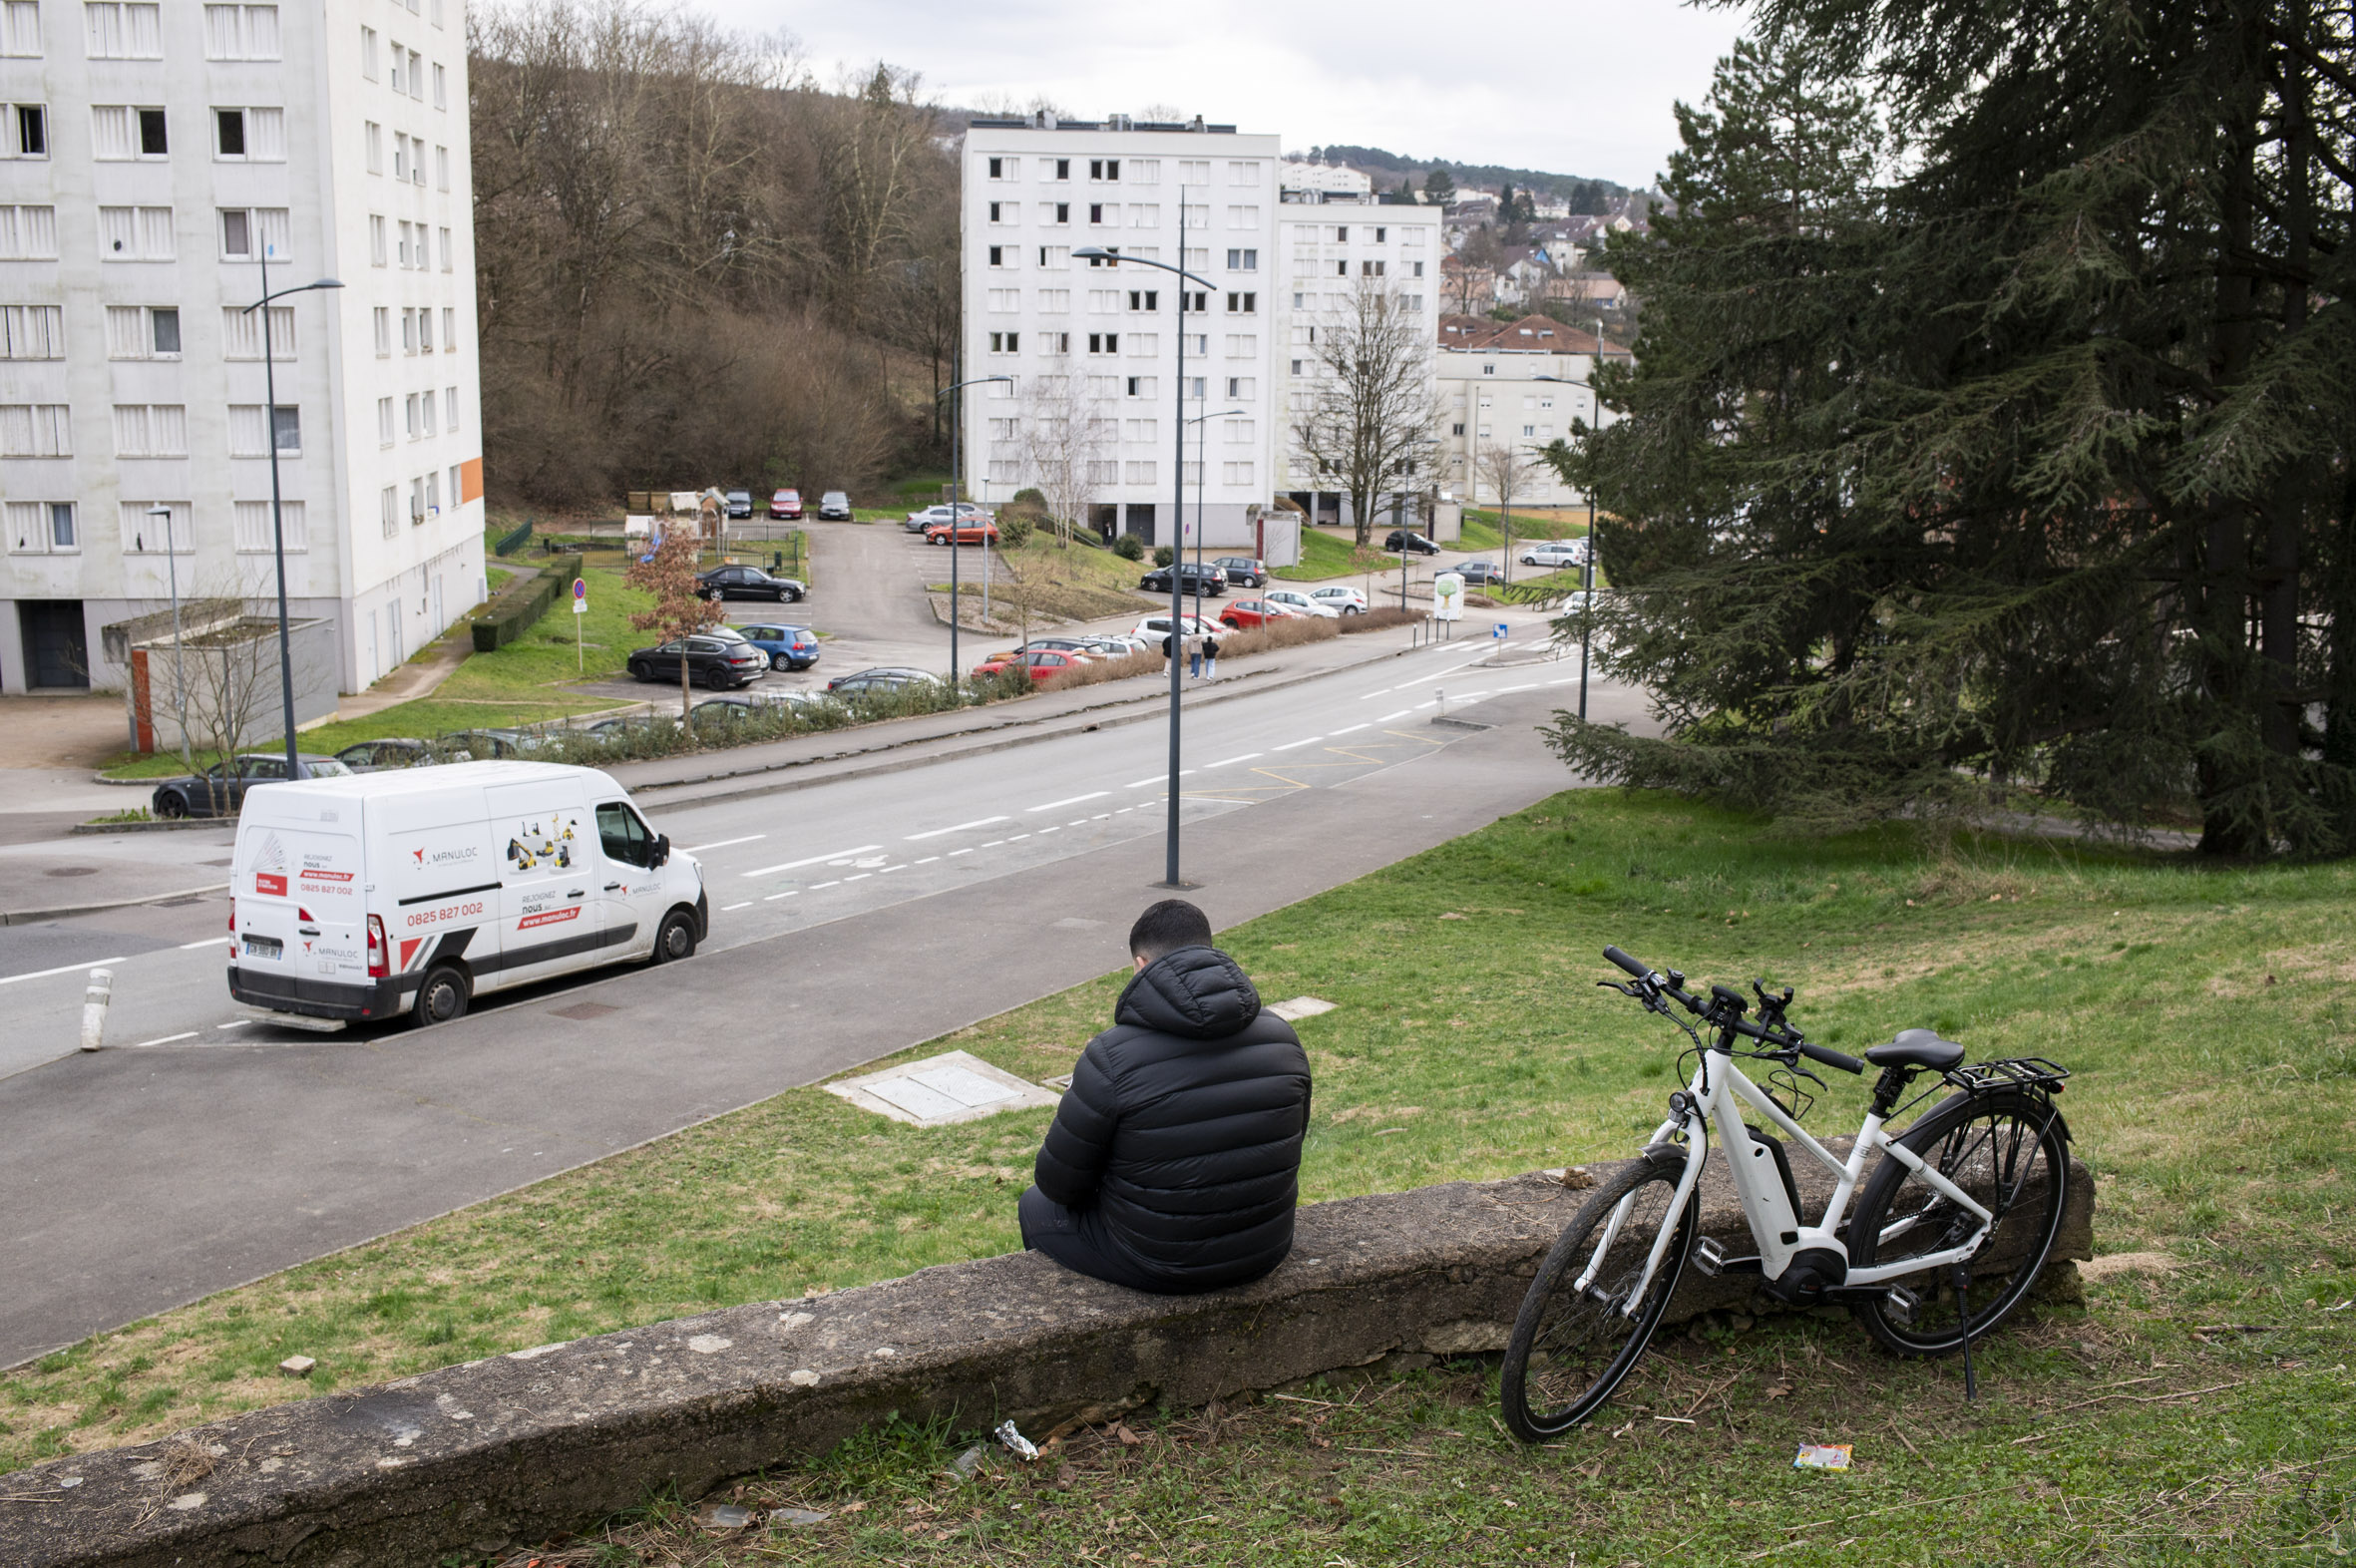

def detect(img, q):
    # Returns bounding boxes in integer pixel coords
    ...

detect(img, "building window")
[446,385,459,430]
[8,104,45,158]
[986,244,1010,267]
[371,306,390,356]
[1403,293,1423,311]
[376,395,394,446]
[1,2,43,57]
[1126,289,1157,311]
[270,403,303,452]
[1482,363,1495,375]
[1129,203,1159,228]
[204,6,282,60]
[369,213,387,265]
[421,389,436,432]
[119,501,191,555]
[234,500,305,553]
[86,2,162,59]
[987,330,1019,353]
[1222,461,1254,485]
[400,306,415,353]
[1124,461,1154,484]
[1045,201,1068,224]
[217,303,293,359]
[1290,358,1304,376]
[433,61,446,109]
[98,205,173,260]
[410,476,427,522]
[985,155,1005,180]
[1089,158,1119,181]
[380,484,398,538]
[1228,161,1259,186]
[427,469,441,514]
[1225,204,1260,229]
[1035,330,1067,353]
[442,305,454,343]
[1085,247,1120,267]
[228,402,295,456]
[1451,422,1466,436]
[405,391,420,438]
[6,502,80,554]
[0,403,71,457]
[0,303,64,358]
[436,145,450,191]
[1362,259,1385,277]
[987,199,1005,223]
[1224,333,1256,358]
[215,108,245,157]
[359,25,377,78]
[1225,247,1256,270]
[1178,289,1205,312]
[419,304,433,350]
[365,121,382,174]
[1374,226,1386,242]
[1087,332,1118,355]
[90,105,166,160]
[218,206,288,261]
[1226,376,1254,399]
[1226,291,1256,314]
[1050,158,1068,181]
[105,305,180,359]
[439,227,454,271]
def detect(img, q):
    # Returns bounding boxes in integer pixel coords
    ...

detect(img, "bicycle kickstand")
[1951,1263,1977,1402]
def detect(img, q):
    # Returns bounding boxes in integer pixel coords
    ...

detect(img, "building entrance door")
[20,600,88,688]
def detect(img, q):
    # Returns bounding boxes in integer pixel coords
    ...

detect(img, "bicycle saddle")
[1866,1028,1965,1071]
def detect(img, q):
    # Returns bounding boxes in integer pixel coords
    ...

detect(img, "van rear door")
[233,810,367,996]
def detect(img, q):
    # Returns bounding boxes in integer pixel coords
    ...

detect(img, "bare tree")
[1019,370,1108,549]
[1474,442,1536,582]
[1289,281,1438,548]
[182,611,277,811]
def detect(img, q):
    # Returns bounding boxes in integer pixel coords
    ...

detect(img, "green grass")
[1457,509,1590,556]
[7,790,2353,1498]
[1273,528,1386,581]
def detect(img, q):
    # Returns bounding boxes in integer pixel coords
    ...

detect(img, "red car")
[1218,598,1300,630]
[974,648,1092,683]
[926,518,999,546]
[770,488,802,520]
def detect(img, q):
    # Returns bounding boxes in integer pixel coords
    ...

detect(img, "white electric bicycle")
[1499,945,2072,1441]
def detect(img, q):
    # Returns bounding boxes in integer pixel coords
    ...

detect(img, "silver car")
[1519,540,1590,570]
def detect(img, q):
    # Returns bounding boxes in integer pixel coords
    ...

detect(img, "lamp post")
[1077,212,1221,889]
[938,369,1012,685]
[145,504,191,772]
[1532,361,1610,720]
[1184,407,1245,628]
[239,250,342,777]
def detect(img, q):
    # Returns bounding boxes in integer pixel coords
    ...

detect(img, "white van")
[227,761,709,1027]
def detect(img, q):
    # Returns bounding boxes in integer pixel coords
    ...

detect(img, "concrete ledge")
[0,1152,2092,1567]
[1,882,229,925]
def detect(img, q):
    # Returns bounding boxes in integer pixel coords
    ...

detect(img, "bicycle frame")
[1575,1048,1995,1315]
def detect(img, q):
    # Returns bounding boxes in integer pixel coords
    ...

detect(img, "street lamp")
[937,369,1012,684]
[1531,367,1607,721]
[1076,213,1221,889]
[145,505,191,773]
[238,251,341,778]
[1183,408,1245,628]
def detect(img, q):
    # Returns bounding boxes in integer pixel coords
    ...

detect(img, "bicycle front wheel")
[1847,1087,2070,1357]
[1500,1150,1698,1441]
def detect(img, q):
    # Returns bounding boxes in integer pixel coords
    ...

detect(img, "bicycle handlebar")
[1603,945,1650,979]
[1598,945,1863,1073]
[1793,1038,1866,1075]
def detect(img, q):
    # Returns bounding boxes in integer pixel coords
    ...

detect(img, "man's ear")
[1132,953,1149,973]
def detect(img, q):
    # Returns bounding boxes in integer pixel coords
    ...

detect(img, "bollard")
[79,966,114,1052]
[1435,689,1446,720]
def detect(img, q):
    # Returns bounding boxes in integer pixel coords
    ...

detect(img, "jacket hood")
[1114,946,1262,1040]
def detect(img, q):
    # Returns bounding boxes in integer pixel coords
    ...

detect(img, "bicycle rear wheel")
[1499,1149,1698,1441]
[1847,1087,2069,1357]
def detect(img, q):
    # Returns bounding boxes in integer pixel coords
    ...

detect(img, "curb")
[69,816,229,834]
[1,881,230,926]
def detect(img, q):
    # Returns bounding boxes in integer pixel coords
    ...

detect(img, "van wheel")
[651,909,697,964]
[412,964,470,1027]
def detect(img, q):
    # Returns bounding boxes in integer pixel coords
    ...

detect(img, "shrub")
[472,553,583,651]
[1008,487,1047,515]
[1113,534,1145,561]
[996,512,1034,548]
[1035,615,1340,692]
[1339,606,1425,633]
[1152,545,1175,568]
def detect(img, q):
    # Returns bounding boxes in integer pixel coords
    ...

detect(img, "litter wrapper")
[1793,1442,1852,1470]
[994,1419,1040,1461]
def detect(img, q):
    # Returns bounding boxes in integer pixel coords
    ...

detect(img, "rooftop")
[1437,313,1622,356]
[968,113,1239,134]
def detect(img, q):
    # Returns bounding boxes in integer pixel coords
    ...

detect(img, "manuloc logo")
[253,831,288,896]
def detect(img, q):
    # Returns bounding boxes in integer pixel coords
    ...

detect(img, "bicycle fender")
[1908,1088,2073,1149]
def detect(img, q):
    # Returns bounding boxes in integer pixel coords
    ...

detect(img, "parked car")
[690,691,827,729]
[1309,586,1370,614]
[1454,561,1508,587]
[335,738,443,772]
[724,490,754,519]
[1132,614,1215,642]
[1213,556,1269,588]
[817,490,853,521]
[440,727,550,759]
[973,648,1093,684]
[585,713,677,742]
[228,761,707,1028]
[1519,540,1588,570]
[769,488,803,521]
[733,621,821,671]
[626,634,766,690]
[1138,562,1228,596]
[696,564,806,603]
[1384,529,1442,556]
[1264,588,1341,619]
[152,752,352,819]
[1077,634,1149,657]
[825,665,940,697]
[905,502,991,534]
[925,517,1000,547]
[1217,598,1300,630]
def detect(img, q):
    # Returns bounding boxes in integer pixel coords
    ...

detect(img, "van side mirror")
[650,834,669,868]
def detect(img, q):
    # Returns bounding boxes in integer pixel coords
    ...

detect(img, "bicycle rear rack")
[1941,1056,2070,1096]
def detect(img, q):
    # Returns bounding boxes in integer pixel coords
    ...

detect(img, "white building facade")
[1434,317,1623,509]
[961,115,1279,550]
[0,0,484,699]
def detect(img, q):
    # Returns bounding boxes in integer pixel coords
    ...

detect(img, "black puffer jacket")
[1034,946,1314,1291]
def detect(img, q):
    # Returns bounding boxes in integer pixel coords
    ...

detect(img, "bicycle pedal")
[1693,1238,1728,1278]
[1884,1286,1922,1327]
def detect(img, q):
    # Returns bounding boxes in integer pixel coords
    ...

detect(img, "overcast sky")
[693,0,1754,192]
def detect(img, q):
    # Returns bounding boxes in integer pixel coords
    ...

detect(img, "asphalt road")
[0,638,1638,1368]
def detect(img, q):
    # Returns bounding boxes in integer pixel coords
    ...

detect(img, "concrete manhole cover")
[826,1050,1062,1127]
[45,867,99,878]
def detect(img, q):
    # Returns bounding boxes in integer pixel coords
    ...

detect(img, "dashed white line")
[1499,683,1538,693]
[1358,686,1394,699]
[764,890,798,901]
[132,1031,197,1048]
[1547,676,1577,686]
[720,901,753,912]
[1008,833,1031,841]
[1115,806,1137,814]
[949,847,976,856]
[1415,699,1437,709]
[843,873,873,883]
[1331,723,1370,735]
[882,864,908,873]
[982,840,1007,849]
[904,816,1008,842]
[179,937,229,951]
[810,880,842,890]
[0,956,130,986]
[682,834,766,853]
[1206,752,1262,768]
[915,856,942,865]
[1379,709,1411,722]
[1272,736,1323,751]
[1037,826,1060,835]
[1026,791,1109,813]
[1091,813,1111,821]
[215,1019,251,1030]
[740,844,882,878]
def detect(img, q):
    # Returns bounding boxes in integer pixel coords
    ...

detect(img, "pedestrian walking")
[1187,629,1203,679]
[1201,632,1220,680]
[1161,630,1176,673]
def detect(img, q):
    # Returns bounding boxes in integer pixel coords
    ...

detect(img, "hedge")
[472,553,583,651]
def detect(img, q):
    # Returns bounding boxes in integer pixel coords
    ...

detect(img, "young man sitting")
[1019,899,1314,1294]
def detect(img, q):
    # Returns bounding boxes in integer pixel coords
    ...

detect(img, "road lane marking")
[982,840,1006,849]
[1415,699,1437,709]
[682,834,766,853]
[1500,683,1537,693]
[1358,687,1393,699]
[0,956,130,986]
[1206,753,1262,768]
[179,937,229,950]
[133,1031,197,1048]
[721,901,753,912]
[1008,833,1031,841]
[904,816,1008,841]
[949,848,976,856]
[1331,723,1370,735]
[764,890,798,901]
[843,874,872,883]
[1037,826,1060,835]
[883,864,908,873]
[215,1020,250,1030]
[1548,676,1577,685]
[1026,791,1109,812]
[1272,736,1323,751]
[1379,709,1411,721]
[810,880,841,890]
[915,856,942,865]
[740,844,882,877]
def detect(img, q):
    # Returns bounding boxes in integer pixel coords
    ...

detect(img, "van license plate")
[243,936,282,960]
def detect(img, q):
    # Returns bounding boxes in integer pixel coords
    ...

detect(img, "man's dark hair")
[1129,898,1214,963]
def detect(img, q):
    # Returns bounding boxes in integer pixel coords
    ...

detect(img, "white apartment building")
[1434,314,1623,509]
[962,114,1279,550]
[1272,172,1442,529]
[0,0,483,699]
